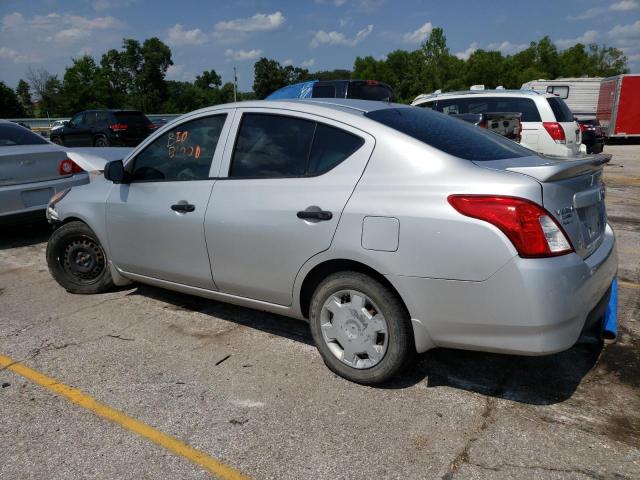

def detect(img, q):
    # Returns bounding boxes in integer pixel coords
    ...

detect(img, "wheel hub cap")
[320,290,389,369]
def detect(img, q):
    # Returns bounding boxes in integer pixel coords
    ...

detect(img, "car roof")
[413,89,551,104]
[186,98,404,118]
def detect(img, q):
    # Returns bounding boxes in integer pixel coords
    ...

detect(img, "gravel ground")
[1,144,638,479]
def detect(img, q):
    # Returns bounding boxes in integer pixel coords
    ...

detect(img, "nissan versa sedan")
[45,100,617,384]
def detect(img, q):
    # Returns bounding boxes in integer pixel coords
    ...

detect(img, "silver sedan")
[45,100,617,384]
[0,120,130,224]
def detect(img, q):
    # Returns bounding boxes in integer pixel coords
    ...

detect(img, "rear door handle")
[297,210,333,221]
[171,202,196,213]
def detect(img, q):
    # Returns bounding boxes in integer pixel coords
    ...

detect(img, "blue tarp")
[266,80,318,100]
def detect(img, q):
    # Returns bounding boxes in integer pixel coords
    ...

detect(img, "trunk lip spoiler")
[502,153,611,182]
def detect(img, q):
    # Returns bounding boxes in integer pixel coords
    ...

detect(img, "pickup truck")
[452,112,522,142]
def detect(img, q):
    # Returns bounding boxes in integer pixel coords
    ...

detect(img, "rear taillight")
[478,120,487,128]
[109,123,128,132]
[365,80,380,85]
[148,123,157,130]
[542,122,566,144]
[448,195,573,258]
[578,123,586,134]
[58,158,84,176]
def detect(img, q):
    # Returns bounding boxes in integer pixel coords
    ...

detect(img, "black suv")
[50,110,155,147]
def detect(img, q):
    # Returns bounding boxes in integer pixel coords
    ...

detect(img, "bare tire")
[46,221,114,294]
[50,136,62,145]
[94,136,109,147]
[309,271,414,385]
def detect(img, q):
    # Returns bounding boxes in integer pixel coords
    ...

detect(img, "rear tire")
[94,136,109,147]
[309,271,414,385]
[46,221,114,294]
[50,136,63,145]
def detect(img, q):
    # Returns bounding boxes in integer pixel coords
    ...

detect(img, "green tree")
[16,79,33,117]
[195,70,222,90]
[26,67,64,116]
[464,50,505,88]
[0,81,26,117]
[253,58,289,98]
[62,55,105,114]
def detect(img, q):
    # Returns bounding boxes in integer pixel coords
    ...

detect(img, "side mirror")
[104,160,127,184]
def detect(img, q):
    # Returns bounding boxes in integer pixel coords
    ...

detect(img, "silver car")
[0,120,130,224]
[45,100,617,384]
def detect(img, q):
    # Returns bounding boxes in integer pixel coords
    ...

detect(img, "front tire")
[50,136,63,145]
[46,221,114,294]
[309,271,413,385]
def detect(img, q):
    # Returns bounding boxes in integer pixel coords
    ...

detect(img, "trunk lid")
[474,153,610,259]
[0,145,68,187]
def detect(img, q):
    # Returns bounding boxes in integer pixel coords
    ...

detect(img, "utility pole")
[233,66,238,102]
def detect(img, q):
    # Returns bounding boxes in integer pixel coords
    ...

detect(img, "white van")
[412,90,581,157]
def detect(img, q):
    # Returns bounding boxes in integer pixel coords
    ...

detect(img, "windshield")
[365,107,532,161]
[0,124,49,146]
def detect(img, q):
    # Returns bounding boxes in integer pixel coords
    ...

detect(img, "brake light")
[578,123,586,134]
[109,123,128,132]
[478,120,487,128]
[365,80,380,85]
[58,158,84,176]
[148,123,157,129]
[542,122,566,144]
[447,195,573,258]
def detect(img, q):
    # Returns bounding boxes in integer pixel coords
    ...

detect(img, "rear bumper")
[390,225,617,354]
[0,173,89,219]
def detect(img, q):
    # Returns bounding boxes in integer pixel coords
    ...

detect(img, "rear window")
[113,111,151,126]
[365,107,532,161]
[348,82,393,101]
[312,85,337,98]
[434,97,541,122]
[0,124,49,146]
[547,97,574,122]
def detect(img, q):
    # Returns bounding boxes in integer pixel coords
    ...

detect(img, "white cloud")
[610,1,638,11]
[315,0,384,8]
[225,48,263,61]
[166,64,184,79]
[166,24,207,46]
[402,22,432,44]
[608,20,640,39]
[486,41,529,54]
[568,1,637,20]
[214,12,285,34]
[302,58,316,67]
[555,30,598,48]
[310,24,373,47]
[1,12,24,30]
[282,58,294,66]
[455,42,479,60]
[0,46,39,63]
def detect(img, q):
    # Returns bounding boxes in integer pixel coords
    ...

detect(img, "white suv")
[412,90,582,157]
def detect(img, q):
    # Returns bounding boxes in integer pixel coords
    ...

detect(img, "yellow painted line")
[619,280,640,290]
[0,353,249,480]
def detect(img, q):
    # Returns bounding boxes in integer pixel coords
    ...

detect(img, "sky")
[0,0,638,92]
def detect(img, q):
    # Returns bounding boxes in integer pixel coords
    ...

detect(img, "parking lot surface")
[1,145,639,479]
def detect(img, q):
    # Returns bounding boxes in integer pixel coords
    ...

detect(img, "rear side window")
[308,124,364,174]
[547,97,574,122]
[312,85,337,98]
[0,124,48,146]
[229,114,364,178]
[348,82,393,101]
[365,107,532,161]
[131,114,226,181]
[435,97,541,122]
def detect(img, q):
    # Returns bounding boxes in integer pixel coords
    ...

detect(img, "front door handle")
[171,202,196,213]
[297,209,333,221]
